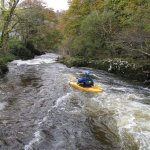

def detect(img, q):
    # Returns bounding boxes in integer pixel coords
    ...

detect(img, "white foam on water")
[111,87,129,92]
[11,53,58,66]
[38,116,48,126]
[53,93,71,108]
[0,102,7,111]
[88,90,150,149]
[24,131,42,150]
[12,58,56,66]
[117,98,150,149]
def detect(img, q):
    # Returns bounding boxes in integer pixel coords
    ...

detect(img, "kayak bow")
[69,81,103,93]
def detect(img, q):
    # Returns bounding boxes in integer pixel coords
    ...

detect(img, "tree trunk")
[0,0,19,52]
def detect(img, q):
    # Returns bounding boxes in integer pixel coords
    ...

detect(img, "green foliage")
[57,57,89,67]
[34,29,63,51]
[70,11,119,57]
[0,53,16,75]
[8,38,43,59]
[0,53,16,63]
[11,43,34,60]
[60,0,150,61]
[7,38,31,59]
[15,0,62,51]
[64,16,84,37]
[46,29,63,50]
[8,38,22,49]
[0,0,20,51]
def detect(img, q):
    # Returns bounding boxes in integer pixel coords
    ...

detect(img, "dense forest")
[60,0,150,58]
[0,0,150,85]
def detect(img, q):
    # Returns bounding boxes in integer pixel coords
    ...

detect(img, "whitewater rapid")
[0,53,149,150]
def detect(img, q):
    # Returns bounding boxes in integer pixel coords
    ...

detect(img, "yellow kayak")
[69,81,103,93]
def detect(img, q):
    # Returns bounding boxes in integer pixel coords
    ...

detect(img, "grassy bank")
[58,57,150,86]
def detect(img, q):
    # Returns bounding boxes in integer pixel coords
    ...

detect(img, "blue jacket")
[78,76,94,87]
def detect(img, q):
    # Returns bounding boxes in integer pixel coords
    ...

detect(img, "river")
[0,53,150,150]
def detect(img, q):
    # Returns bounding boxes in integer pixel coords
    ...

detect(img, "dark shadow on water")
[86,116,121,150]
[20,73,42,88]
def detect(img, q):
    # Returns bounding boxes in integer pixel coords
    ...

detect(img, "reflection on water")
[0,53,149,150]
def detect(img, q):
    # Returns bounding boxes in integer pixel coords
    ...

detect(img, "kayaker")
[77,71,94,87]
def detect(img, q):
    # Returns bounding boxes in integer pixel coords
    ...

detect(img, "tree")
[71,11,119,57]
[14,0,62,50]
[0,0,20,52]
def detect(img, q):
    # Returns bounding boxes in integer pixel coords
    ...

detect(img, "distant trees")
[0,0,63,53]
[13,0,62,50]
[1,0,149,58]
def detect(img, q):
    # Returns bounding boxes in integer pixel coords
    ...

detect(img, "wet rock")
[143,71,150,88]
[144,80,150,88]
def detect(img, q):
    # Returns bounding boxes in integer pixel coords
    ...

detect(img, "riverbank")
[0,42,44,77]
[58,57,150,87]
[0,53,16,76]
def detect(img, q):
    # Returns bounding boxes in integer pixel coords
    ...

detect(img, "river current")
[0,53,150,150]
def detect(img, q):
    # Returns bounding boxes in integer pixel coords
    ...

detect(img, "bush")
[26,41,44,56]
[10,43,34,60]
[8,39,43,60]
[8,38,22,49]
[0,53,16,76]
